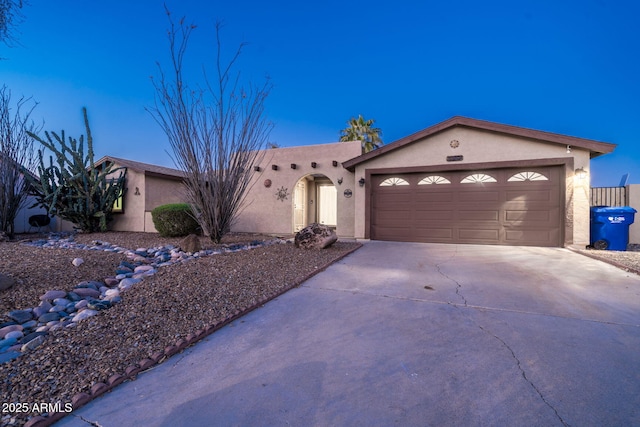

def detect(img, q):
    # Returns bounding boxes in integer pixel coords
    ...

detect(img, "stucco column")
[627,184,640,244]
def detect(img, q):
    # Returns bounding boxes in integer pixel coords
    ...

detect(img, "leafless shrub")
[0,85,40,237]
[149,9,272,243]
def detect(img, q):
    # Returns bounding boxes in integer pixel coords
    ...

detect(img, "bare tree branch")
[0,0,27,51]
[0,84,40,237]
[148,8,272,243]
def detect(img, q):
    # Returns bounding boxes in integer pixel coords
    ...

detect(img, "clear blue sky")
[1,0,638,187]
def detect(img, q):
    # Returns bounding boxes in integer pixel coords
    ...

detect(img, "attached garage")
[370,166,562,246]
[343,116,617,248]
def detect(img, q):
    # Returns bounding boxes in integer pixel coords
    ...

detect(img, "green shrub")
[151,203,200,237]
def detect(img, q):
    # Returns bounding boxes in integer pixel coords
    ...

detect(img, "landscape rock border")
[0,235,283,366]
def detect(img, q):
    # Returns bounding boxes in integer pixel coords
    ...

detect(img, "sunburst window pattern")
[507,171,549,182]
[379,177,410,186]
[418,176,451,185]
[461,173,497,183]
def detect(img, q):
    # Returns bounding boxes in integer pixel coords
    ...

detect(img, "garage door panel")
[375,192,412,204]
[458,190,500,202]
[458,228,500,241]
[415,200,456,209]
[505,209,551,222]
[374,227,413,240]
[458,210,499,221]
[371,166,562,247]
[505,189,556,202]
[414,210,455,220]
[413,227,454,240]
[414,192,455,202]
[504,228,559,244]
[375,210,412,222]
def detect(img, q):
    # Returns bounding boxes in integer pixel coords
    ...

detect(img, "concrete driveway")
[56,241,640,427]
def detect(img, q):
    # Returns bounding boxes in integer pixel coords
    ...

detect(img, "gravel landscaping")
[577,244,640,274]
[0,232,361,427]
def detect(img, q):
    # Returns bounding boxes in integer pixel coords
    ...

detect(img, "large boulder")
[294,223,338,249]
[179,233,202,254]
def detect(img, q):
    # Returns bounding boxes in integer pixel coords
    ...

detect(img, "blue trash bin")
[590,206,637,251]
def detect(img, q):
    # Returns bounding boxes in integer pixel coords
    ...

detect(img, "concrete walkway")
[56,241,640,427]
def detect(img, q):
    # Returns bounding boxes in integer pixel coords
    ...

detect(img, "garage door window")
[460,173,497,183]
[418,176,451,185]
[379,177,410,186]
[507,171,548,182]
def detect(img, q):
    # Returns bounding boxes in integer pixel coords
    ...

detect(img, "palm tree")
[339,115,383,153]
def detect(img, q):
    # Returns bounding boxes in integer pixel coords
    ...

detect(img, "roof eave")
[343,116,616,172]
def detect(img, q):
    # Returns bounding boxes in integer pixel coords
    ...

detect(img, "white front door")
[293,180,306,231]
[318,184,337,226]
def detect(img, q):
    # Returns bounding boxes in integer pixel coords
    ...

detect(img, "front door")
[317,184,337,226]
[294,180,306,231]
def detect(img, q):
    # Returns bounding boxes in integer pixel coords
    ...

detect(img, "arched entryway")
[293,174,337,232]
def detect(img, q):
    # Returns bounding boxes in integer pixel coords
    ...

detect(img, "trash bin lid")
[591,206,637,214]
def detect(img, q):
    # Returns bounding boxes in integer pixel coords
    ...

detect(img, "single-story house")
[56,116,623,248]
[234,116,616,248]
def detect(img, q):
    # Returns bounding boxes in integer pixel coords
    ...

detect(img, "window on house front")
[112,188,124,213]
[379,177,410,186]
[507,171,549,182]
[461,173,497,183]
[418,176,451,185]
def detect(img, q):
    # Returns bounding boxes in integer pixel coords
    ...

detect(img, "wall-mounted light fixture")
[311,162,317,168]
[253,166,261,172]
[332,160,338,167]
[337,177,343,185]
[566,145,572,154]
[290,163,297,169]
[272,165,278,171]
[575,167,587,179]
[359,178,365,187]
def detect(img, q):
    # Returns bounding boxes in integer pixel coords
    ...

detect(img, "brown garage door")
[371,167,562,247]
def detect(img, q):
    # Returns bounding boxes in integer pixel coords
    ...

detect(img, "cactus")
[26,108,126,232]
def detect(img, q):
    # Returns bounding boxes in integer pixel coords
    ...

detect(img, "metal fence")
[590,187,628,207]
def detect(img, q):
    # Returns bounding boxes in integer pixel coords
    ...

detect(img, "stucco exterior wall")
[351,127,592,246]
[110,169,146,232]
[103,164,187,233]
[628,184,640,244]
[232,141,361,237]
[142,175,186,232]
[14,195,49,234]
[572,151,591,246]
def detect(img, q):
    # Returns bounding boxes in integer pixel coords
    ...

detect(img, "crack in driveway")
[477,324,570,426]
[432,246,467,306]
[435,262,467,306]
[440,263,569,427]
